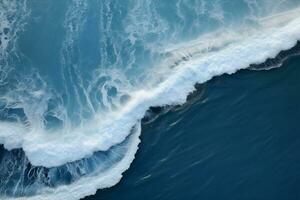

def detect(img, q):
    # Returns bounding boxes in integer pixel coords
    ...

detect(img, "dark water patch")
[3,28,9,35]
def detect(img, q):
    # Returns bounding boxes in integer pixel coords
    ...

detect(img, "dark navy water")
[86,54,300,200]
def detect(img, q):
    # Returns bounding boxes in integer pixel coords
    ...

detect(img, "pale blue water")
[0,1,300,200]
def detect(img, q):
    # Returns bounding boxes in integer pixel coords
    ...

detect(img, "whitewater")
[0,0,300,199]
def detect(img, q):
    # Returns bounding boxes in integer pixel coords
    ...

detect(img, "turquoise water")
[0,1,300,199]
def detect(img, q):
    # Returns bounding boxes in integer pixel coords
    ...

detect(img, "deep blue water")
[0,1,300,200]
[84,49,300,200]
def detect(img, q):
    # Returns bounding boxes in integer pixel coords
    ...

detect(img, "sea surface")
[86,47,300,200]
[0,1,299,200]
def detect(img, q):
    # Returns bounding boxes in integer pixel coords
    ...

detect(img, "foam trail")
[5,7,300,168]
[3,123,141,200]
[0,0,28,85]
[0,1,300,200]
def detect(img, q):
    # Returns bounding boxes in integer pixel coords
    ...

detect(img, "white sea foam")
[0,122,26,150]
[0,0,28,84]
[0,7,300,169]
[0,3,299,200]
[4,123,141,200]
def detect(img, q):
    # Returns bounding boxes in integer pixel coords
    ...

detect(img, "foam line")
[1,8,300,169]
[1,5,300,200]
[4,123,141,200]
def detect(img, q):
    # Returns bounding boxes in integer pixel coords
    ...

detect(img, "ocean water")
[0,0,299,200]
[86,47,300,200]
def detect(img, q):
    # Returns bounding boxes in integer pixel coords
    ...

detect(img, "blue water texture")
[0,0,299,200]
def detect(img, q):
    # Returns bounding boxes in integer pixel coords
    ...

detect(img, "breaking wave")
[0,0,300,199]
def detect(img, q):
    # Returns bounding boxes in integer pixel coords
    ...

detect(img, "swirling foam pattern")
[0,0,300,199]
